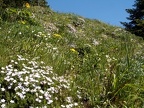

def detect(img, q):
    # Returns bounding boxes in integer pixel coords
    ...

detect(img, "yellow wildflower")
[53,34,62,38]
[25,3,30,8]
[70,48,78,53]
[21,20,26,24]
[18,21,26,24]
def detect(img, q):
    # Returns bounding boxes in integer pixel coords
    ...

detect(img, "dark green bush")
[0,8,38,25]
[0,0,48,8]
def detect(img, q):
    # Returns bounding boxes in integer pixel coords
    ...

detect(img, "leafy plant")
[0,8,38,25]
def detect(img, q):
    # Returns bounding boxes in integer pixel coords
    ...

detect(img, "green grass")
[0,6,144,108]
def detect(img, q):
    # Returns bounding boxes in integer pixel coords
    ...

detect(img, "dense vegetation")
[121,0,144,38]
[0,0,48,8]
[0,5,144,108]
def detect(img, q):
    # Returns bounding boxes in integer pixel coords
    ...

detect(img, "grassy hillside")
[0,6,144,108]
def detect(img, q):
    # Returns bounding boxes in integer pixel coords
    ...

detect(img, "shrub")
[0,8,38,25]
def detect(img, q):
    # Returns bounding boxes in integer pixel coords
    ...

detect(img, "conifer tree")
[39,0,48,7]
[121,0,144,38]
[2,0,27,8]
[30,0,48,7]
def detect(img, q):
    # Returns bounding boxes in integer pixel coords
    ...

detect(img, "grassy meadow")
[0,6,144,108]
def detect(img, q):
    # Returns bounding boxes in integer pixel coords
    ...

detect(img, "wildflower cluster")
[34,31,47,38]
[32,30,52,42]
[0,55,81,107]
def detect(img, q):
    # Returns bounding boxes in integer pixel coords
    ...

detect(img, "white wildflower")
[1,67,5,70]
[66,97,72,103]
[14,61,18,64]
[1,99,5,103]
[1,88,5,91]
[93,39,99,46]
[39,96,43,99]
[10,60,14,63]
[35,98,39,102]
[66,104,73,108]
[24,82,29,86]
[19,32,22,35]
[36,98,42,103]
[13,80,17,83]
[42,106,47,108]
[47,100,53,104]
[39,90,44,94]
[8,86,12,89]
[1,104,6,108]
[74,103,78,106]
[10,100,15,103]
[16,92,25,99]
[61,105,65,108]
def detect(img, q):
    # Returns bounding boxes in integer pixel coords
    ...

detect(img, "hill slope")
[0,6,144,107]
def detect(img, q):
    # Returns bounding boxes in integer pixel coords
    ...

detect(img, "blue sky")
[47,0,135,27]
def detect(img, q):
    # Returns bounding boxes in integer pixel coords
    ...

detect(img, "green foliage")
[1,0,25,8]
[0,0,4,8]
[0,0,48,8]
[0,8,38,25]
[31,0,48,7]
[121,0,144,38]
